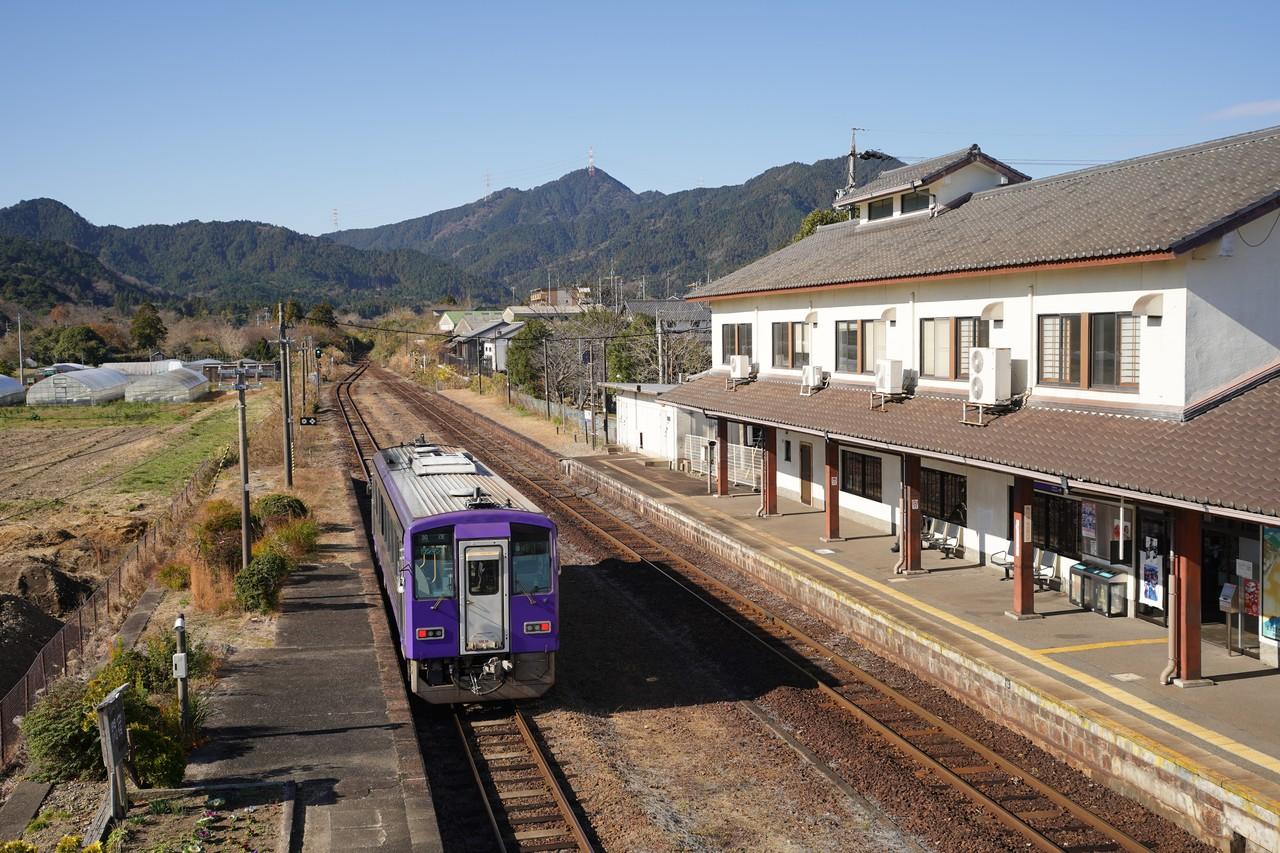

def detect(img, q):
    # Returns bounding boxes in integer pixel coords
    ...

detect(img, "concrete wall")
[565,459,1280,852]
[614,393,677,459]
[710,258,1190,411]
[1184,224,1280,402]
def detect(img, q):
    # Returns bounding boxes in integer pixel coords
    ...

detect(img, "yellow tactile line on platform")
[787,546,1280,778]
[1036,638,1169,655]
[594,459,1280,782]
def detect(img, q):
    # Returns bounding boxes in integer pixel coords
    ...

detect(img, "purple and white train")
[370,437,558,703]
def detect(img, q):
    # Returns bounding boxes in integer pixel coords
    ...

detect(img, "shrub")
[20,678,102,781]
[193,499,254,573]
[252,493,309,529]
[54,837,83,853]
[234,551,291,613]
[0,841,39,853]
[84,648,187,788]
[139,632,215,693]
[156,562,190,591]
[270,519,320,562]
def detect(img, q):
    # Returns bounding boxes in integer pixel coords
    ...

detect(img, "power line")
[335,318,709,344]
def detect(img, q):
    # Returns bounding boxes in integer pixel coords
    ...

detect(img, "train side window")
[413,527,455,599]
[511,523,553,595]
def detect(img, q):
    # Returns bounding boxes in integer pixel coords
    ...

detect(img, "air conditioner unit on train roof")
[968,347,1011,405]
[412,452,477,476]
[874,359,903,394]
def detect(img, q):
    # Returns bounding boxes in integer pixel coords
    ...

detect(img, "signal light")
[523,621,552,634]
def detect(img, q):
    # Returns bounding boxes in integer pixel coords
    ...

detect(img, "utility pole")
[542,338,551,420]
[16,316,24,386]
[601,341,609,444]
[299,340,307,413]
[278,303,293,488]
[235,371,251,571]
[476,341,483,394]
[656,321,665,384]
[174,615,190,734]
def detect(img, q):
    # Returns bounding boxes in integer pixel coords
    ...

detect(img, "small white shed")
[125,367,210,403]
[0,375,24,406]
[601,382,677,459]
[26,367,129,406]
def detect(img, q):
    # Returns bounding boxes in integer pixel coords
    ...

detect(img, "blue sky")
[3,0,1278,235]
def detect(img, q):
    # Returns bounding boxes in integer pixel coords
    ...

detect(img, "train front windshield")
[413,528,455,599]
[511,523,553,595]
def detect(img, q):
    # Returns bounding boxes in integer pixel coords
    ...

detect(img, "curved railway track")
[371,366,1155,853]
[332,362,592,853]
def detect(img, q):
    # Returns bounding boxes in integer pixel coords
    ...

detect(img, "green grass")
[0,400,202,430]
[115,394,274,496]
[26,807,71,835]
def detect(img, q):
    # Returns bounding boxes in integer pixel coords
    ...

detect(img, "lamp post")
[173,615,189,735]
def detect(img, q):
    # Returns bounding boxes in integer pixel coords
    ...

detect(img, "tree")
[52,325,108,365]
[607,314,657,383]
[506,320,554,394]
[306,302,338,328]
[283,299,304,324]
[792,208,850,242]
[130,302,167,351]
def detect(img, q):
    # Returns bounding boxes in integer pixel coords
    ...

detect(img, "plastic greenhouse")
[124,367,210,403]
[0,375,24,406]
[26,367,129,406]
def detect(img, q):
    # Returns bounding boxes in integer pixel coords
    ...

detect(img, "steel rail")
[379,370,1152,853]
[452,708,509,851]
[512,707,594,852]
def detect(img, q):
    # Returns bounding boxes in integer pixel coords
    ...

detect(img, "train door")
[460,541,508,654]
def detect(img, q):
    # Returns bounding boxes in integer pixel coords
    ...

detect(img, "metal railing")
[681,435,761,488]
[0,443,237,768]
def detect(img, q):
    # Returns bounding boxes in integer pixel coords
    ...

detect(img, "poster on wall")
[1263,526,1280,641]
[1243,578,1260,618]
[1081,501,1097,540]
[1140,535,1164,609]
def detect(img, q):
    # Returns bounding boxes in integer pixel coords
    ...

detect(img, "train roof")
[375,442,544,519]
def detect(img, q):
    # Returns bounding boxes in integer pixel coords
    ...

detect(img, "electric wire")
[1237,209,1279,247]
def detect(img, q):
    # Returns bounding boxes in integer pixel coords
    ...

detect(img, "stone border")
[564,458,1280,852]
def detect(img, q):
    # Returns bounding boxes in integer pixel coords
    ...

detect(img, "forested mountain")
[326,154,904,295]
[0,234,163,312]
[0,199,498,316]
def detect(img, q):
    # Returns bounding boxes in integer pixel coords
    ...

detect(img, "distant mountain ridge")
[0,198,498,315]
[0,234,162,313]
[326,154,905,295]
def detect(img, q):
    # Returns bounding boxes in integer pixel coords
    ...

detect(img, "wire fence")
[0,428,251,769]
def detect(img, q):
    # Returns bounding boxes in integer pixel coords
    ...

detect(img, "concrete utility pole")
[656,321,665,384]
[278,303,293,488]
[542,338,552,420]
[299,340,307,413]
[16,316,24,386]
[235,371,251,571]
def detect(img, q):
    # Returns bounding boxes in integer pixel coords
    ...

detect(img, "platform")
[569,452,1280,849]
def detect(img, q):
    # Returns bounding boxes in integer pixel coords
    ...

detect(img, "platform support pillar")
[1174,509,1211,687]
[897,454,922,574]
[762,426,778,516]
[822,439,840,541]
[1007,476,1041,620]
[715,418,729,497]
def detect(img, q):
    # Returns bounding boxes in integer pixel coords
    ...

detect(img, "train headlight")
[523,621,552,634]
[416,627,445,640]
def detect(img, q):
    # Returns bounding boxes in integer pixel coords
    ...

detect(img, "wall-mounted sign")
[1034,481,1065,495]
[1263,526,1280,641]
[1235,559,1254,579]
[1081,501,1097,539]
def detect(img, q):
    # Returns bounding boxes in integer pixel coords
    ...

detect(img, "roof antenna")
[847,127,866,190]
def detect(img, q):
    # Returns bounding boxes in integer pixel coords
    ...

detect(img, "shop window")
[956,317,990,378]
[1038,314,1081,385]
[835,321,859,373]
[920,318,953,378]
[771,321,810,369]
[868,197,893,221]
[1090,312,1140,389]
[840,450,882,502]
[860,319,886,373]
[1032,492,1080,558]
[721,322,753,364]
[900,189,930,214]
[922,469,966,524]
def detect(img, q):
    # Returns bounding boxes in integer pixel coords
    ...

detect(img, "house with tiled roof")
[659,125,1280,681]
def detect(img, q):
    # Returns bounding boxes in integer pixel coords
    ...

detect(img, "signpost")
[87,684,130,841]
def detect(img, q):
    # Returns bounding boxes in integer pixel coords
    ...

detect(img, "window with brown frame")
[771,321,809,369]
[1090,312,1140,389]
[1038,312,1139,390]
[840,450,882,502]
[860,319,886,373]
[835,321,858,373]
[900,189,930,214]
[956,316,990,378]
[921,468,966,524]
[919,318,953,378]
[1032,491,1080,558]
[1038,314,1082,385]
[721,322,752,364]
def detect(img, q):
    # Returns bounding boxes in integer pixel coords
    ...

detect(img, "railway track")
[332,362,592,853]
[373,366,1154,853]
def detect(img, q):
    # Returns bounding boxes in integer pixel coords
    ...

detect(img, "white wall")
[614,392,677,459]
[1184,224,1280,401]
[711,258,1190,410]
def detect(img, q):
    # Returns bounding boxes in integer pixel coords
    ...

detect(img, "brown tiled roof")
[660,373,1280,518]
[693,125,1280,300]
[834,145,1030,205]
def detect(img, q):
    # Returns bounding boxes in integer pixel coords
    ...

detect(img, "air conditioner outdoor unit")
[729,354,753,380]
[968,347,1011,405]
[874,359,903,394]
[800,364,826,396]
